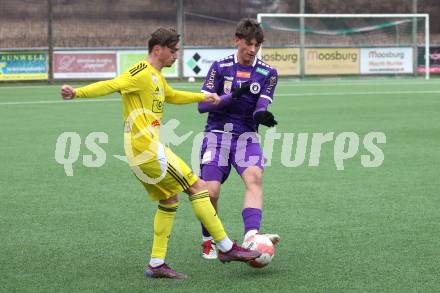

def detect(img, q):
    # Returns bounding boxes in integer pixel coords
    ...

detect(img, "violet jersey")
[201,53,278,134]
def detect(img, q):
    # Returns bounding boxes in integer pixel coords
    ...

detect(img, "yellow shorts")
[130,146,198,201]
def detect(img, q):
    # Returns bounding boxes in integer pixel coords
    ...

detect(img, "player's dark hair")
[148,28,180,53]
[235,18,264,44]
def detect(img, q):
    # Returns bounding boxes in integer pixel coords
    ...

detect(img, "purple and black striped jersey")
[201,53,278,134]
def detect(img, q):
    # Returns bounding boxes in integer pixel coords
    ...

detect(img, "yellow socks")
[151,202,178,260]
[151,189,230,261]
[190,190,227,242]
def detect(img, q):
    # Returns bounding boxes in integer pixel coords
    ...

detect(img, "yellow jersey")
[75,60,204,166]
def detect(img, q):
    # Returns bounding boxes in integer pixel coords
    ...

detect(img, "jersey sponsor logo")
[265,75,277,94]
[151,119,161,127]
[236,80,247,89]
[205,69,216,90]
[223,80,232,94]
[256,67,269,76]
[236,71,251,78]
[129,63,148,76]
[152,99,164,113]
[219,62,233,68]
[250,82,261,94]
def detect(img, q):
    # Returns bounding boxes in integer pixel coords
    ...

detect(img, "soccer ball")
[187,76,196,83]
[242,234,275,268]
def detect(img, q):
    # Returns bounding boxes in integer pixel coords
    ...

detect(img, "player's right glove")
[254,110,278,127]
[231,81,251,100]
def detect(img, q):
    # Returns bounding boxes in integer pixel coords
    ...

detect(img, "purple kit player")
[197,19,280,259]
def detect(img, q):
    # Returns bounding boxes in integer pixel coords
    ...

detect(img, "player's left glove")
[231,81,251,100]
[254,110,278,127]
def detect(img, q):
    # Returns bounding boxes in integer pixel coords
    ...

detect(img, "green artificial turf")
[1,78,439,292]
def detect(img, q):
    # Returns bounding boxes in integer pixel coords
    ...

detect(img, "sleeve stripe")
[260,95,273,102]
[129,63,148,76]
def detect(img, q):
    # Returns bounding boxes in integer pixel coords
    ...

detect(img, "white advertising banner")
[360,48,413,74]
[184,49,235,77]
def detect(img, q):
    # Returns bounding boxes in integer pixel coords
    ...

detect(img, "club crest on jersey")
[250,82,261,94]
[236,71,251,78]
[223,80,232,94]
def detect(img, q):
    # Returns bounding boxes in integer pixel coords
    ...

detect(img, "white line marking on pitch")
[1,90,440,106]
[0,98,120,105]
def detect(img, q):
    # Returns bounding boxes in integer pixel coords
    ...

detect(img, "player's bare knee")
[208,188,220,200]
[184,179,207,196]
[243,170,262,187]
[206,181,221,200]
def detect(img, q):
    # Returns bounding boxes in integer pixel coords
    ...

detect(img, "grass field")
[1,78,440,292]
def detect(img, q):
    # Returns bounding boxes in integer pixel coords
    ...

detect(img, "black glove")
[231,81,251,100]
[254,111,278,127]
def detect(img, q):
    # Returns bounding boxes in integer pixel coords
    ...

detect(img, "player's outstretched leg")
[185,180,261,263]
[200,180,221,260]
[216,241,263,263]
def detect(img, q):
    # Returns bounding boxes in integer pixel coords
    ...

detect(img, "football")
[242,234,275,268]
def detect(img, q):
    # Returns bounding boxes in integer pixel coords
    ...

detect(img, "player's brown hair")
[148,28,180,53]
[235,18,264,44]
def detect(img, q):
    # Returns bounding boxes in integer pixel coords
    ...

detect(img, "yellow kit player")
[60,28,260,280]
